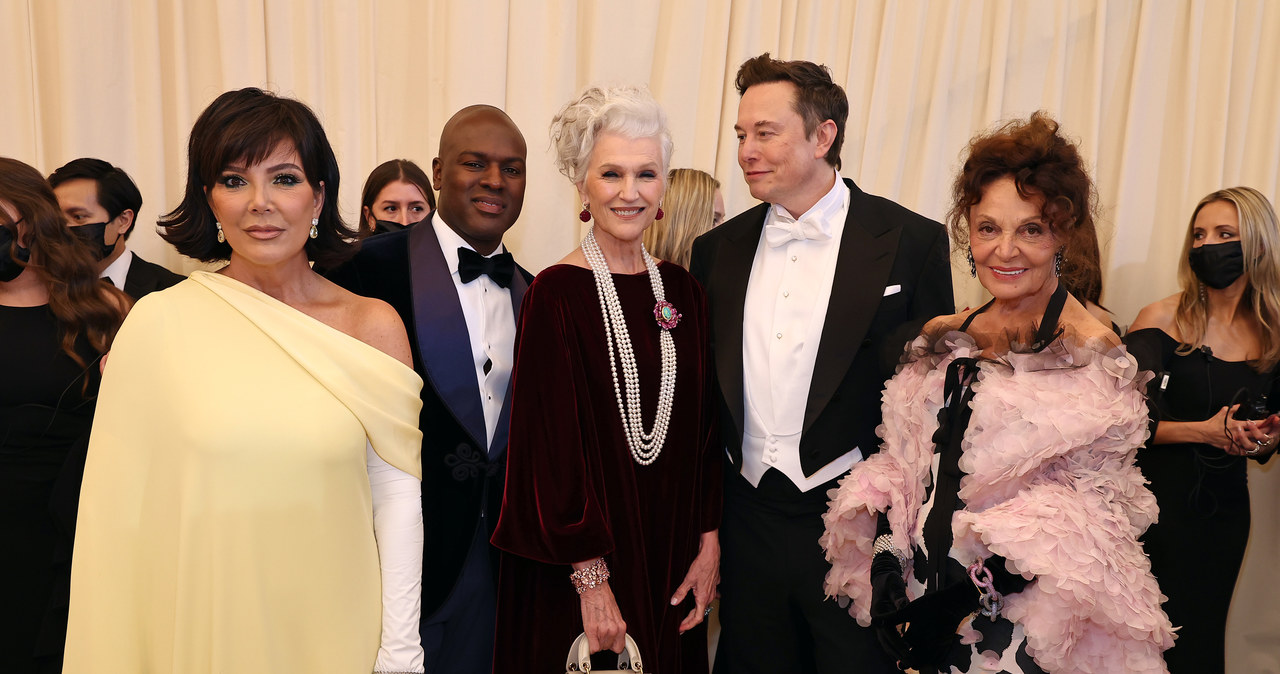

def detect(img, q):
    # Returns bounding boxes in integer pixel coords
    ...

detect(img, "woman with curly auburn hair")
[1125,186,1280,673]
[0,156,128,673]
[64,88,426,674]
[821,112,1173,672]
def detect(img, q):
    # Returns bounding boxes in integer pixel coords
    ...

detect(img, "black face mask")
[71,221,119,260]
[373,217,427,235]
[1189,240,1245,289]
[0,223,31,282]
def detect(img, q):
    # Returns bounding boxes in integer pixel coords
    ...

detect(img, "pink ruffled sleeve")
[819,335,957,625]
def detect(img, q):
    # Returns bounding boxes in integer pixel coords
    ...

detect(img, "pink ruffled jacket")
[821,331,1175,673]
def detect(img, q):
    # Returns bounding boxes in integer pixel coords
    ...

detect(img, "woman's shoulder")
[528,263,593,300]
[922,309,973,336]
[658,259,702,293]
[1060,298,1122,349]
[1128,293,1181,336]
[328,285,412,367]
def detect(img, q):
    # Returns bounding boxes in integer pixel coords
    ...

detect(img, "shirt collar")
[100,246,133,291]
[430,212,506,277]
[770,170,849,228]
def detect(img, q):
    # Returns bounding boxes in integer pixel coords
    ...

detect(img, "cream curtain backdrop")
[4,0,1279,669]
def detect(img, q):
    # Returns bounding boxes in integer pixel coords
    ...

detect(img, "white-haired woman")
[491,86,721,673]
[1126,187,1280,672]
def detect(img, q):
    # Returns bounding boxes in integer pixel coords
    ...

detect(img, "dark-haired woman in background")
[1058,228,1119,332]
[1125,187,1280,673]
[64,89,426,673]
[0,157,129,674]
[360,158,436,236]
[822,112,1172,672]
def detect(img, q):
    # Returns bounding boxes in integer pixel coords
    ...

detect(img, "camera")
[1232,393,1270,421]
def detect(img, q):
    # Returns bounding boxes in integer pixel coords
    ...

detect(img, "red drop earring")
[579,203,591,222]
[655,207,664,220]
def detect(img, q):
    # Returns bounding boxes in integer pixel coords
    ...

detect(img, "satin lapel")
[487,265,529,458]
[803,180,901,432]
[408,218,487,448]
[713,205,768,440]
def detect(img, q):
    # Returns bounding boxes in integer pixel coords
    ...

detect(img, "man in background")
[49,158,183,299]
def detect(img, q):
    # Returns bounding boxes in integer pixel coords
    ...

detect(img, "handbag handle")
[564,632,644,672]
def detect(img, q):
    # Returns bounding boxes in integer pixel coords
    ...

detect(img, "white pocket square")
[883,284,902,297]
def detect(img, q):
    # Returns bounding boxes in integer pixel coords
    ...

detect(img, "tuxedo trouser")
[420,519,496,674]
[713,465,897,674]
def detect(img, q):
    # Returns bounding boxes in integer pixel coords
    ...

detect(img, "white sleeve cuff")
[367,442,425,673]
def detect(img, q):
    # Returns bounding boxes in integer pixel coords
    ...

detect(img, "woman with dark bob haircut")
[822,112,1173,672]
[0,157,128,674]
[360,158,436,236]
[64,88,428,674]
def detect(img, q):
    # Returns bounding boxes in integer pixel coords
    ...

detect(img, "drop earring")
[579,202,591,223]
[309,218,319,239]
[1053,249,1063,277]
[216,221,225,244]
[967,248,976,278]
[656,203,665,220]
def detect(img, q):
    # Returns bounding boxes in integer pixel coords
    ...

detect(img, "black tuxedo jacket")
[123,254,184,300]
[689,177,953,477]
[325,216,531,618]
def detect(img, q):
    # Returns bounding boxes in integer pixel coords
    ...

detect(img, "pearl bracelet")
[570,558,611,594]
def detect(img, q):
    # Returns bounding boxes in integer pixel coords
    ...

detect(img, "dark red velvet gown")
[491,262,722,673]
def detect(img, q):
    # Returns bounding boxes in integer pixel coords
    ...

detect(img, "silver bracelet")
[569,558,611,594]
[872,534,909,570]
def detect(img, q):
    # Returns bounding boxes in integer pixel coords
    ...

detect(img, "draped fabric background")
[3,0,1277,669]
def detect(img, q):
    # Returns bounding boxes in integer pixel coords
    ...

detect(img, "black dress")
[0,304,101,673]
[1124,327,1279,673]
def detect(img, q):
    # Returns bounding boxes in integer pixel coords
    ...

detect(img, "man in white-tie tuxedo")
[690,53,953,673]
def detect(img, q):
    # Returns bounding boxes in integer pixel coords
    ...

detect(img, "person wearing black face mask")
[0,156,129,674]
[48,158,184,300]
[0,219,32,282]
[1125,186,1280,673]
[358,158,436,237]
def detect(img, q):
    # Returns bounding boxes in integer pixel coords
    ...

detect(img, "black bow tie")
[457,247,515,288]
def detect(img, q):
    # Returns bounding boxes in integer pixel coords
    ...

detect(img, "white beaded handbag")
[563,632,644,673]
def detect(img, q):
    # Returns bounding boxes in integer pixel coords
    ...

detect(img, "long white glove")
[367,442,425,673]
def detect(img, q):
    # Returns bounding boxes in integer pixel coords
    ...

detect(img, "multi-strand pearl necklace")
[581,227,679,466]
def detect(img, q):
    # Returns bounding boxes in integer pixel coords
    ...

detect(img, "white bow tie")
[764,214,831,248]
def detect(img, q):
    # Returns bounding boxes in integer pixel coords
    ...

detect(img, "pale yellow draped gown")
[64,271,423,673]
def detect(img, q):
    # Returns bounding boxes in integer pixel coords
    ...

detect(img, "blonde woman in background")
[643,168,724,269]
[1125,186,1280,672]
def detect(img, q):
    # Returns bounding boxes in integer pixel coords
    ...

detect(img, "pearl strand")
[582,227,678,465]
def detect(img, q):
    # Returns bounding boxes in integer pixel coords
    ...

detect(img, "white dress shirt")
[431,214,516,450]
[740,171,862,491]
[100,246,134,291]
